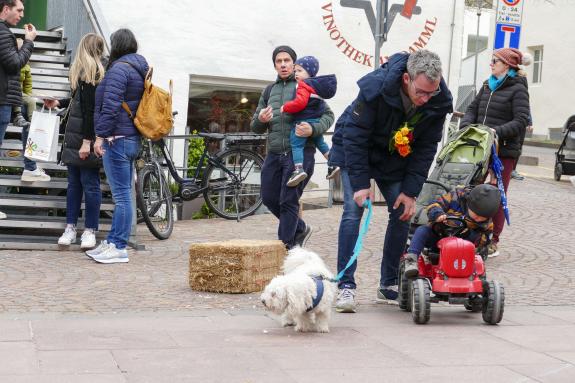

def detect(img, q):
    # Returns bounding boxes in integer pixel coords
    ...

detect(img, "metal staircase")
[0,28,117,250]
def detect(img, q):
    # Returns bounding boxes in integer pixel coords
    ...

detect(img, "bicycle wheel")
[202,148,263,220]
[136,165,174,240]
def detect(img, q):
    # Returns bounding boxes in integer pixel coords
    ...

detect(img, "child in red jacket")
[281,56,338,187]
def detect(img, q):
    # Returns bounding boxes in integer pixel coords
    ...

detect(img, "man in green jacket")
[251,45,334,249]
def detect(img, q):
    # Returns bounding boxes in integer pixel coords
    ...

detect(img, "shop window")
[188,75,268,134]
[188,75,270,155]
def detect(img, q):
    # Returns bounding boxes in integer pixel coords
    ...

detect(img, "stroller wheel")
[554,162,563,181]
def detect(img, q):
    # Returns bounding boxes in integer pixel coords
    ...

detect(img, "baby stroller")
[554,115,575,181]
[410,124,496,230]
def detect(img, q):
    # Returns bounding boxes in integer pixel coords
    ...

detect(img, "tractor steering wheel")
[431,216,468,238]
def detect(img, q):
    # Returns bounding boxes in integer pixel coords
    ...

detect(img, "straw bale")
[189,239,286,293]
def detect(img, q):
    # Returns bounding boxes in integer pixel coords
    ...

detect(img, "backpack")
[121,64,174,141]
[263,83,273,106]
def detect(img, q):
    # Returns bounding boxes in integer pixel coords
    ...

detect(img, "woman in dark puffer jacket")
[51,33,106,249]
[460,48,531,257]
[90,29,149,264]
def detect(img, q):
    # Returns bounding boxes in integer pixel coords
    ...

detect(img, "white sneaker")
[21,168,51,182]
[58,227,77,245]
[80,230,97,249]
[336,288,357,313]
[92,243,129,264]
[0,211,6,220]
[86,240,109,258]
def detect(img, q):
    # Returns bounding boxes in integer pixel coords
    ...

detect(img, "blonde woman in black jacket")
[460,48,531,257]
[46,34,106,249]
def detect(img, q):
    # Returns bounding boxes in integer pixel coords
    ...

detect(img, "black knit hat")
[272,45,297,63]
[467,184,501,218]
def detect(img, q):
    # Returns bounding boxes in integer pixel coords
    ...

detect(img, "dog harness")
[306,276,325,312]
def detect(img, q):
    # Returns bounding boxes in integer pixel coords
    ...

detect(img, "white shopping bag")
[24,107,60,162]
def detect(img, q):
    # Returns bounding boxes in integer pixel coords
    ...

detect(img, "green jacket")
[19,64,32,95]
[250,73,334,154]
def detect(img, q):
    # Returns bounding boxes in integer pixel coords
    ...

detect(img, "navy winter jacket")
[343,53,453,198]
[328,105,352,169]
[94,53,149,138]
[293,75,337,121]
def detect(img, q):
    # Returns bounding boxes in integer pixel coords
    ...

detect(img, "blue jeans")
[0,104,36,171]
[0,105,11,145]
[261,147,315,248]
[408,224,482,255]
[336,169,364,289]
[66,165,102,230]
[102,136,140,249]
[290,128,329,165]
[336,174,409,288]
[408,225,439,255]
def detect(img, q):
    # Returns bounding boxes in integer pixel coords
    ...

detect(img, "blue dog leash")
[327,199,373,283]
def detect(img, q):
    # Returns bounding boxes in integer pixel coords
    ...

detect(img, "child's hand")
[280,106,284,113]
[436,214,447,223]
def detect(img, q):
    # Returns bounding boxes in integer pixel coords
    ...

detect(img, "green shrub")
[187,130,207,178]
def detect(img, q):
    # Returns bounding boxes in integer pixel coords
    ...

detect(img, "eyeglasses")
[410,79,441,98]
[491,58,502,65]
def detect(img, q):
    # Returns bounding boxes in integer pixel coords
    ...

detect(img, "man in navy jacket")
[335,50,453,311]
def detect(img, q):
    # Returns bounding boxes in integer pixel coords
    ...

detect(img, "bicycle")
[136,131,265,240]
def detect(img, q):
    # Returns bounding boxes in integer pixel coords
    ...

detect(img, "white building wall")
[92,0,464,189]
[520,0,575,135]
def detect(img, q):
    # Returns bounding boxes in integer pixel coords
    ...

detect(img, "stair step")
[0,234,86,251]
[32,80,71,92]
[11,28,63,42]
[0,140,25,151]
[30,67,70,78]
[0,158,66,170]
[30,54,69,66]
[0,175,111,191]
[0,215,112,230]
[32,41,67,52]
[0,175,68,188]
[1,139,63,152]
[0,194,114,210]
[31,89,70,98]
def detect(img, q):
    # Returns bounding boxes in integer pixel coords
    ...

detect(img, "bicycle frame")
[142,136,252,202]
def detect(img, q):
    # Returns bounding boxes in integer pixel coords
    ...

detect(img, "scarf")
[488,68,517,92]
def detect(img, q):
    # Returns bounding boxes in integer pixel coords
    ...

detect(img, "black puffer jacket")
[460,74,530,158]
[0,21,34,106]
[61,81,100,168]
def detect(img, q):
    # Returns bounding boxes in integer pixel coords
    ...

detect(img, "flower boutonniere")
[389,114,421,158]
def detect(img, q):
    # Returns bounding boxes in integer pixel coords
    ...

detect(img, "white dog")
[261,247,336,333]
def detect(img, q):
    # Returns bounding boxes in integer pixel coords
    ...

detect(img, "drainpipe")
[446,0,457,88]
[472,0,483,95]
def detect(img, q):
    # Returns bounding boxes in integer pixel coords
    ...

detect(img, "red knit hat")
[494,48,532,69]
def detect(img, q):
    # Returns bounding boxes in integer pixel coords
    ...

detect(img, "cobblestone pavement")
[0,147,573,314]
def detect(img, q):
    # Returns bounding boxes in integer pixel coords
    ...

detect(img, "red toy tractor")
[398,217,505,325]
